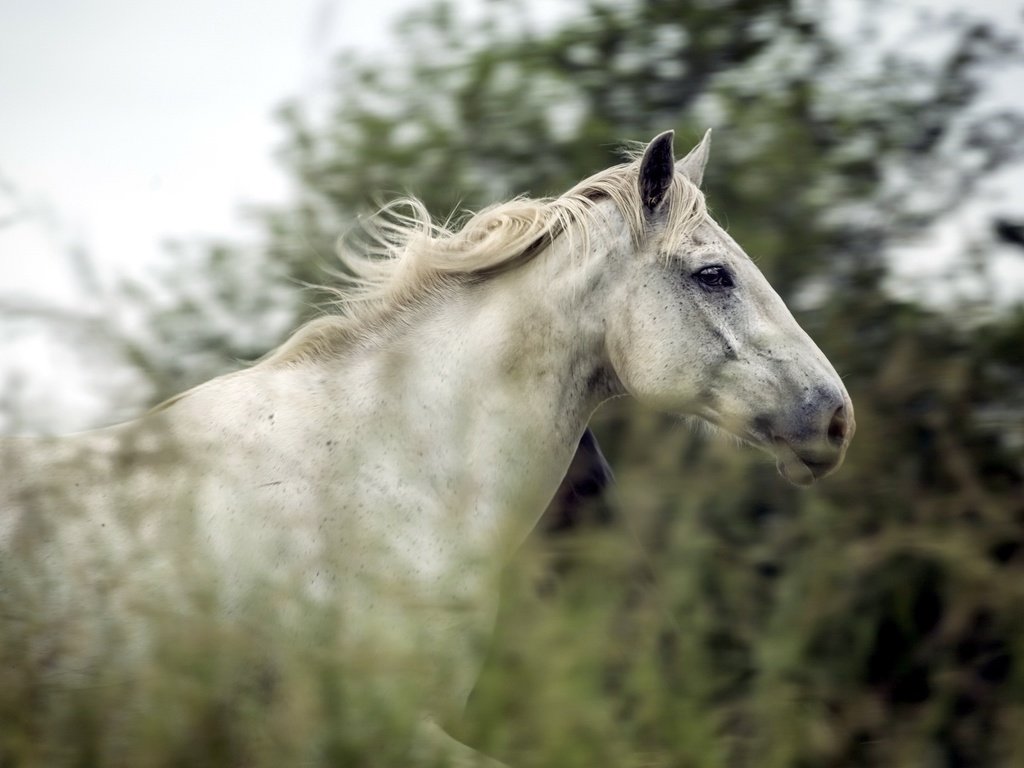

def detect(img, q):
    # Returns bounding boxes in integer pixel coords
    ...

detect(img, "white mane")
[265,151,707,365]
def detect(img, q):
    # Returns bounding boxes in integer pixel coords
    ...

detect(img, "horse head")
[603,130,854,485]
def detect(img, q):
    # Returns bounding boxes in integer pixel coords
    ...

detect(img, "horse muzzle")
[764,397,855,487]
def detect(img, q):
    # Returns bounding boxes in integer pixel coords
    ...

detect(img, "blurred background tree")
[3,0,1024,765]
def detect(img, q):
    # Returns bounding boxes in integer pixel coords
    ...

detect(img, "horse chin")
[774,455,817,487]
[761,435,817,487]
[768,437,849,487]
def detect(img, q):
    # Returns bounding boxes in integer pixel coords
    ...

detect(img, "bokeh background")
[3,0,1024,765]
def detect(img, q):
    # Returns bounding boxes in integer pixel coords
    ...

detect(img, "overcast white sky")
[0,0,416,306]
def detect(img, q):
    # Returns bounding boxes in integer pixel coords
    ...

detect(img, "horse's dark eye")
[694,265,734,290]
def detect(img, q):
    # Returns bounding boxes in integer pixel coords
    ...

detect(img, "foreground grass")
[3,403,1024,767]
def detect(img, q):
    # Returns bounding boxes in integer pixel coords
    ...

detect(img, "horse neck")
[320,209,627,554]
[465,226,622,434]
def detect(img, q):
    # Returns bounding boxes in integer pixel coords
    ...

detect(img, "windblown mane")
[265,150,707,365]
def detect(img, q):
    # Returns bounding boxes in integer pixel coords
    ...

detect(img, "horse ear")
[676,129,712,187]
[638,130,676,213]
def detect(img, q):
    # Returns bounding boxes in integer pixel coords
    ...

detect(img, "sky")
[0,0,407,305]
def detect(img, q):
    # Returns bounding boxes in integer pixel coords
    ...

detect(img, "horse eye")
[694,265,734,290]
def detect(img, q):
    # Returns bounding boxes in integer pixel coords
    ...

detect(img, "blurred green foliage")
[4,0,1024,765]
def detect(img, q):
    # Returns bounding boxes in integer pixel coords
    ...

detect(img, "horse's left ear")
[676,128,712,187]
[639,130,676,213]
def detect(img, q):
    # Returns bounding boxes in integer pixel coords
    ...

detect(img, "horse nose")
[827,404,850,447]
[804,397,854,472]
[773,392,854,486]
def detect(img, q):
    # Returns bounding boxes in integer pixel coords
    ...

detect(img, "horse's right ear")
[638,130,676,214]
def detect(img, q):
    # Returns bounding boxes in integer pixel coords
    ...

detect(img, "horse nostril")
[827,405,848,446]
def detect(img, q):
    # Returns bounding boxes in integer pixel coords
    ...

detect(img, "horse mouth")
[770,437,842,487]
[696,409,848,487]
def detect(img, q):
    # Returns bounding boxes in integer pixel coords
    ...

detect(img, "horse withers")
[0,130,853,766]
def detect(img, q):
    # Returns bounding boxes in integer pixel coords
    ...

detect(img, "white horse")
[0,130,853,766]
